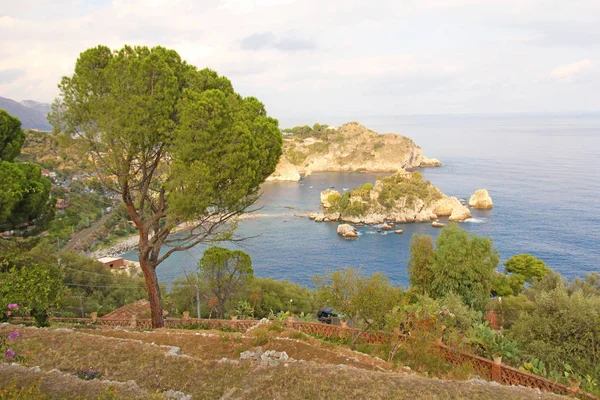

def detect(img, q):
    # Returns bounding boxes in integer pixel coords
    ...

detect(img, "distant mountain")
[0,96,52,131]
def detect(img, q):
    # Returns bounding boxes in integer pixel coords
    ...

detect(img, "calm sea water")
[123,114,600,287]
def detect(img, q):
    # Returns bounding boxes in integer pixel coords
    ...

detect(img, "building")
[97,256,126,269]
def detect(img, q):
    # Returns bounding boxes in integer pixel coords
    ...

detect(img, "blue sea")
[123,114,600,287]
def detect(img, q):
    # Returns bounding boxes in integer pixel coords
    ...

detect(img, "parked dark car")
[317,307,339,325]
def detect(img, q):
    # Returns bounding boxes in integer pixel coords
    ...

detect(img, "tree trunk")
[139,257,164,328]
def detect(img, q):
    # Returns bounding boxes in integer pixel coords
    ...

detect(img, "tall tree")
[407,233,435,293]
[0,110,52,232]
[430,223,499,309]
[51,45,282,327]
[198,246,253,318]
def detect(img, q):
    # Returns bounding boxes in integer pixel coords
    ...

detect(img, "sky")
[1,0,600,122]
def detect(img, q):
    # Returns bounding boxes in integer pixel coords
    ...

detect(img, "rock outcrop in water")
[469,189,493,209]
[311,170,471,225]
[337,224,358,238]
[268,122,441,180]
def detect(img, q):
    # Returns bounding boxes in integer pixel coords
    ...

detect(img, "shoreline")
[88,213,278,260]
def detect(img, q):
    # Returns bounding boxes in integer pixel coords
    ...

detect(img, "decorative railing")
[8,316,599,400]
[436,343,598,400]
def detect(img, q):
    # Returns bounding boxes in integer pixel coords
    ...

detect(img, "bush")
[508,285,600,379]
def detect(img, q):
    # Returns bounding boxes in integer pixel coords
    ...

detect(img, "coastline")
[88,213,276,260]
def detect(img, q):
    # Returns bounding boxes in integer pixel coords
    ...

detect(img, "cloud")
[0,68,25,84]
[240,32,315,52]
[3,0,600,115]
[549,60,593,82]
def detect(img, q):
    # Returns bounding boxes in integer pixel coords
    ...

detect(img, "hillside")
[18,129,93,177]
[0,96,52,131]
[313,170,471,225]
[268,122,441,181]
[0,323,565,400]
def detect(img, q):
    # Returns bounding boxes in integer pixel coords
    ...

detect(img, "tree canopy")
[0,110,52,232]
[51,45,282,327]
[408,223,499,310]
[0,241,64,326]
[504,254,549,283]
[198,246,254,319]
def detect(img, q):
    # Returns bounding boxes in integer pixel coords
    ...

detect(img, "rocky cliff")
[265,155,301,182]
[267,122,440,180]
[310,170,471,225]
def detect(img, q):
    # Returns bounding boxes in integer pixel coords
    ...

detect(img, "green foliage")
[232,300,253,319]
[327,192,341,205]
[408,234,435,293]
[486,294,536,328]
[504,254,549,283]
[430,224,498,310]
[52,44,282,327]
[248,277,317,318]
[18,130,92,176]
[0,109,25,162]
[377,171,442,209]
[0,111,52,233]
[283,123,334,140]
[520,358,547,377]
[58,251,147,317]
[491,272,525,297]
[313,267,402,348]
[326,184,373,217]
[463,322,520,362]
[306,141,329,155]
[409,224,499,310]
[508,283,600,380]
[199,247,254,318]
[0,242,64,326]
[286,149,307,165]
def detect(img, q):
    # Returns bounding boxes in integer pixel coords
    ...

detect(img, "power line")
[64,282,143,289]
[61,266,124,277]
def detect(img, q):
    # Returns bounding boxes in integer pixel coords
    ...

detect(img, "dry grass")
[0,324,565,400]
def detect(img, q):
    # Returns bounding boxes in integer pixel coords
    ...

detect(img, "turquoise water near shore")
[123,114,600,287]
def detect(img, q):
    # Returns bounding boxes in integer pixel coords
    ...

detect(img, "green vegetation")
[0,241,63,326]
[507,276,600,391]
[313,267,402,348]
[283,123,334,140]
[199,247,254,318]
[378,171,442,209]
[326,172,443,218]
[286,148,308,165]
[505,254,549,283]
[326,183,374,217]
[18,129,92,178]
[51,44,282,328]
[0,110,52,233]
[0,240,147,323]
[408,223,499,310]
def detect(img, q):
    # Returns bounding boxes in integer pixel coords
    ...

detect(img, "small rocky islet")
[317,174,493,238]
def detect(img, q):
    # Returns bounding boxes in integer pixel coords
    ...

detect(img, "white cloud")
[549,60,593,82]
[2,0,600,116]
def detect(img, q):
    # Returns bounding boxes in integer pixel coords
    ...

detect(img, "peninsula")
[267,122,441,181]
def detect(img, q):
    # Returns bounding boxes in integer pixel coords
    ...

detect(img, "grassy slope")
[0,324,564,400]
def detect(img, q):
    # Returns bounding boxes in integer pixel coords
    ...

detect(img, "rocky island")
[267,122,441,181]
[310,170,472,225]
